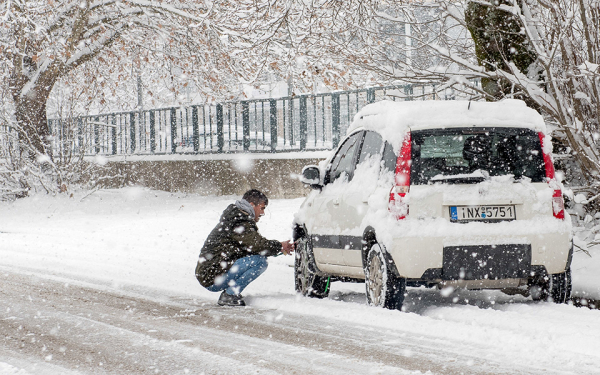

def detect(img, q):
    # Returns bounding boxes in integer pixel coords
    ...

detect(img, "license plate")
[450,205,516,222]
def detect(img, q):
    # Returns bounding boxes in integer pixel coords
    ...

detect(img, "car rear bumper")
[386,218,571,280]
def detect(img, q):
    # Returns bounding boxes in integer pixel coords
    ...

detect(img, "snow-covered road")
[0,271,492,374]
[1,188,600,374]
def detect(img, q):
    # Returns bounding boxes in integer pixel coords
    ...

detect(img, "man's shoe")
[218,291,246,306]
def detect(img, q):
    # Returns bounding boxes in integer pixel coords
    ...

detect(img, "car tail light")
[538,132,565,220]
[389,132,412,220]
[552,189,565,220]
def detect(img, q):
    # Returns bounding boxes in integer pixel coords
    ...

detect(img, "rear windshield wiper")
[430,170,488,184]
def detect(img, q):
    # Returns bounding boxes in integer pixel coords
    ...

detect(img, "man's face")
[250,201,266,222]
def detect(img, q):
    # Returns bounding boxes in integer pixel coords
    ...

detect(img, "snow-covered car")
[292,99,573,310]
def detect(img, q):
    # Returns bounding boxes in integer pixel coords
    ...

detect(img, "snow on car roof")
[349,99,546,151]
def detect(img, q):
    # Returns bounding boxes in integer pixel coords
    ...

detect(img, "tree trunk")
[9,61,58,159]
[12,92,52,158]
[465,0,541,109]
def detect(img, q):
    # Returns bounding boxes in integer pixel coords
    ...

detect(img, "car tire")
[530,268,572,304]
[550,268,572,304]
[529,281,547,301]
[364,243,405,310]
[294,236,330,298]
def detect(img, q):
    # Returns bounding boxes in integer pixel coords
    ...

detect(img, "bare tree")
[1,0,320,197]
[1,1,288,198]
[0,0,267,158]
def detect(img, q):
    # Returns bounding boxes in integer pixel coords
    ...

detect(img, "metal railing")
[46,83,474,157]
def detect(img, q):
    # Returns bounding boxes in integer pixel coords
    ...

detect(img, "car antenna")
[468,100,472,110]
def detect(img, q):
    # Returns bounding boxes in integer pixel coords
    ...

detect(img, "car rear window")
[410,128,546,185]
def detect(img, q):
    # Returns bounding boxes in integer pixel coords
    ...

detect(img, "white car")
[293,99,572,310]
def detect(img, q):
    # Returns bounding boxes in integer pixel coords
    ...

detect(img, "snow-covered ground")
[1,187,600,374]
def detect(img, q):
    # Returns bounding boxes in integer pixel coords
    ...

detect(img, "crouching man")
[195,189,294,306]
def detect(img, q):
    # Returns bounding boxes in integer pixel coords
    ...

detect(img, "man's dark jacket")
[195,204,282,287]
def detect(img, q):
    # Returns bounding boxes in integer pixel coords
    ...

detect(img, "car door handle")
[333,199,340,205]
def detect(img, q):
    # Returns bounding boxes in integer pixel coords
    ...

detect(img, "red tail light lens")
[389,132,412,220]
[538,132,565,220]
[552,189,565,220]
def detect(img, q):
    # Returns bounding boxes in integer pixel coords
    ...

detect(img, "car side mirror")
[301,165,322,189]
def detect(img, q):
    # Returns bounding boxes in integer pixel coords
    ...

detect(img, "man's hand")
[281,240,295,255]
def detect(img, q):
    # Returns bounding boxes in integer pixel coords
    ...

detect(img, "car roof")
[348,99,546,152]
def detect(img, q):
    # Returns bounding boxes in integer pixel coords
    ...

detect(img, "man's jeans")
[206,255,268,296]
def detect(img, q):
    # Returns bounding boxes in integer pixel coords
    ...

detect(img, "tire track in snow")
[1,270,513,375]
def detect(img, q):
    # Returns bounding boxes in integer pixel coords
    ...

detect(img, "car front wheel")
[294,236,330,298]
[365,243,405,310]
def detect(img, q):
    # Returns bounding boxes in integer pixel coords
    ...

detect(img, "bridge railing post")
[367,88,375,104]
[242,101,250,151]
[404,84,414,101]
[331,93,340,148]
[269,99,277,152]
[111,115,117,155]
[216,104,224,153]
[129,112,136,153]
[192,106,199,153]
[78,118,83,155]
[150,111,156,153]
[94,116,100,154]
[170,107,177,153]
[299,95,307,151]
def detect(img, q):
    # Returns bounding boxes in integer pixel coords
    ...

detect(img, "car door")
[339,131,385,270]
[309,131,364,267]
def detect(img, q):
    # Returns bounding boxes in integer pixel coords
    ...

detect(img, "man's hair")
[242,189,268,205]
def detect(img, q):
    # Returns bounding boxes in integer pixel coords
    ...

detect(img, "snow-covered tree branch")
[1,0,296,158]
[2,0,599,200]
[315,0,600,190]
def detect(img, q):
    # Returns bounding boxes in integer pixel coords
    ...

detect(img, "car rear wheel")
[550,268,572,303]
[365,243,405,310]
[294,236,330,298]
[530,268,572,303]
